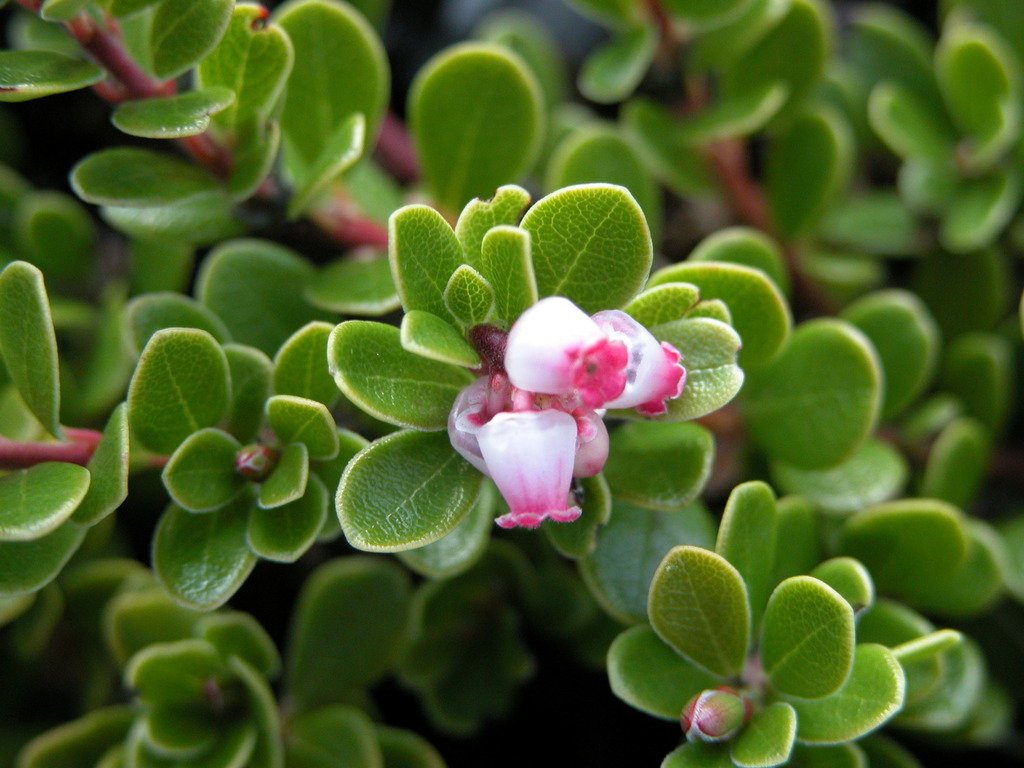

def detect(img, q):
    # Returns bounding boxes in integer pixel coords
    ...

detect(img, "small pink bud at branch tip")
[235,444,279,482]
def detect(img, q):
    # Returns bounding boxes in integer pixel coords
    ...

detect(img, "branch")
[310,204,390,250]
[374,111,420,184]
[0,437,96,469]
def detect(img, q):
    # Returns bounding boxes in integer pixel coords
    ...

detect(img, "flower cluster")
[449,297,686,529]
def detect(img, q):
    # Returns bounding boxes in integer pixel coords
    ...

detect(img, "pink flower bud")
[680,688,751,743]
[505,297,628,408]
[235,444,278,482]
[477,409,581,529]
[592,310,686,415]
[573,410,609,478]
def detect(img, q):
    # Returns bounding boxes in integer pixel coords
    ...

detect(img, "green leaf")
[0,261,61,436]
[266,395,339,460]
[410,43,542,213]
[663,0,752,27]
[542,472,611,559]
[476,9,566,113]
[224,344,273,443]
[125,292,232,354]
[328,321,473,430]
[891,629,963,665]
[228,656,284,768]
[271,322,338,408]
[911,247,1010,339]
[247,473,327,562]
[286,557,410,709]
[687,227,790,297]
[743,319,881,469]
[305,256,400,316]
[39,0,90,20]
[103,585,200,665]
[196,4,295,133]
[789,744,868,768]
[564,0,642,27]
[840,499,969,606]
[621,98,714,197]
[101,191,243,246]
[841,290,940,420]
[766,106,853,240]
[16,706,134,768]
[388,205,464,321]
[677,83,789,144]
[286,113,366,219]
[604,422,714,511]
[285,706,382,768]
[13,191,95,283]
[521,183,652,313]
[771,496,821,584]
[857,736,923,768]
[0,523,85,597]
[148,0,233,80]
[161,428,245,513]
[127,328,231,454]
[790,644,905,744]
[276,0,388,176]
[847,4,938,104]
[650,261,790,369]
[71,148,220,208]
[624,283,700,327]
[545,125,662,242]
[896,637,984,732]
[229,120,282,201]
[731,702,797,768]
[0,50,104,102]
[941,169,1022,254]
[454,185,531,266]
[400,311,481,368]
[152,498,256,610]
[715,481,777,627]
[945,332,1013,433]
[126,638,225,704]
[443,265,495,328]
[819,193,920,258]
[338,430,483,552]
[578,24,657,104]
[646,317,744,421]
[397,482,494,578]
[936,22,1021,171]
[102,0,162,16]
[258,442,308,510]
[195,611,280,677]
[111,89,236,139]
[374,726,445,768]
[648,545,751,677]
[771,439,908,516]
[867,83,958,163]
[0,462,89,540]
[474,225,537,328]
[197,239,325,356]
[72,403,130,526]
[761,576,855,699]
[662,743,734,768]
[920,417,990,508]
[581,499,715,623]
[608,625,721,720]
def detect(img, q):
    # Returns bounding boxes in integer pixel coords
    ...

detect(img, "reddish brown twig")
[0,438,96,469]
[375,111,420,185]
[310,204,390,250]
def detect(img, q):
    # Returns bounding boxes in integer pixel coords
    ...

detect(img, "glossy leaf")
[0,463,89,542]
[286,706,381,768]
[621,98,714,197]
[247,473,327,563]
[286,113,365,219]
[677,82,789,144]
[920,417,990,508]
[731,702,797,768]
[624,283,700,327]
[0,524,86,598]
[305,256,400,316]
[272,322,339,407]
[111,89,236,139]
[224,344,273,443]
[195,611,280,677]
[72,404,130,526]
[258,442,308,510]
[443,265,495,328]
[266,395,339,460]
[688,227,789,295]
[715,481,777,626]
[71,148,220,208]
[148,0,233,80]
[398,483,494,578]
[161,428,245,513]
[542,472,611,560]
[400,311,481,368]
[454,185,531,266]
[0,50,103,102]
[389,205,463,321]
[16,706,134,768]
[578,24,656,104]
[125,292,232,354]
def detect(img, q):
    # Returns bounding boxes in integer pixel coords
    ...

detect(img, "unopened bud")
[680,688,750,743]
[235,444,278,482]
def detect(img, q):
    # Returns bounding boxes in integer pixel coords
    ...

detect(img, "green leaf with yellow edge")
[152,498,257,610]
[247,473,327,563]
[648,545,750,678]
[677,83,789,144]
[581,499,715,624]
[766,106,853,240]
[743,319,881,469]
[258,442,308,510]
[196,611,280,677]
[161,428,245,513]
[809,558,874,613]
[454,185,531,265]
[621,98,714,197]
[196,4,295,133]
[16,706,134,768]
[650,260,790,368]
[197,239,326,356]
[305,256,400,316]
[410,43,542,214]
[716,481,777,627]
[375,726,445,768]
[126,637,226,705]
[127,328,230,454]
[69,405,128,526]
[0,523,85,597]
[608,625,721,720]
[125,292,232,354]
[338,430,483,552]
[624,283,700,327]
[662,743,734,768]
[789,644,905,744]
[920,417,990,508]
[688,227,790,296]
[646,317,744,422]
[896,637,984,733]
[286,706,382,768]
[101,191,243,246]
[771,439,908,516]
[942,169,1022,254]
[604,422,714,511]
[476,225,537,328]
[0,261,62,436]
[891,629,963,665]
[841,290,940,420]
[148,0,233,80]
[545,124,662,242]
[111,89,236,139]
[286,113,365,219]
[266,395,339,461]
[868,83,958,163]
[0,50,104,102]
[941,332,1013,432]
[771,496,821,584]
[731,702,797,768]
[102,585,200,666]
[389,205,464,321]
[761,576,855,699]
[443,265,495,328]
[273,322,339,408]
[840,499,969,606]
[328,321,473,431]
[276,0,388,178]
[286,557,410,709]
[522,183,652,313]
[400,311,480,368]
[543,472,611,559]
[224,344,273,443]
[72,148,221,208]
[578,24,656,105]
[398,482,494,578]
[0,463,89,542]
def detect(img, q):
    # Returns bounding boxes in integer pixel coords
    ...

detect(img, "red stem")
[375,111,420,184]
[311,205,390,250]
[0,439,95,469]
